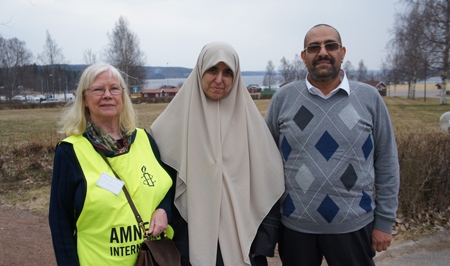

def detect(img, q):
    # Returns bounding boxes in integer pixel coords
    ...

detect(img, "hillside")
[59,64,265,79]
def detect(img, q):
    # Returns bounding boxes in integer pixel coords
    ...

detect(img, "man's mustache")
[313,56,334,65]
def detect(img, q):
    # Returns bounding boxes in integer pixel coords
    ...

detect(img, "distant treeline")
[59,65,265,80]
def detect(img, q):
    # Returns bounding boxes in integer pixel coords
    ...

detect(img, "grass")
[1,186,51,215]
[383,97,450,133]
[0,108,64,149]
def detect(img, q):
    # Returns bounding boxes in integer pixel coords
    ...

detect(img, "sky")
[0,0,402,71]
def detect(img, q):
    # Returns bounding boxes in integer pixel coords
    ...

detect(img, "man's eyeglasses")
[303,42,341,54]
[86,87,123,96]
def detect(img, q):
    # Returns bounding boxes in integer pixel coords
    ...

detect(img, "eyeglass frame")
[85,86,123,96]
[303,42,341,54]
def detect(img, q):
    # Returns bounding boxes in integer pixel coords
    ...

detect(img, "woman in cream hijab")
[150,42,284,266]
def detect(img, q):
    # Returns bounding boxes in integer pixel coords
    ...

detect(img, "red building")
[140,86,180,98]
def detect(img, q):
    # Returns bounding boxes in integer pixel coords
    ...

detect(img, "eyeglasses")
[303,42,341,54]
[86,87,123,96]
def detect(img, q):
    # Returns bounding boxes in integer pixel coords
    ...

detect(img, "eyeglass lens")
[88,87,122,95]
[306,42,340,54]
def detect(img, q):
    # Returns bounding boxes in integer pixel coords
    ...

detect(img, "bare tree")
[0,17,13,27]
[356,60,368,82]
[38,30,65,65]
[263,60,277,89]
[0,36,33,99]
[82,48,98,65]
[343,60,356,80]
[385,48,412,95]
[395,2,429,99]
[104,16,146,85]
[279,57,295,83]
[0,35,4,58]
[37,30,66,94]
[394,0,450,104]
[0,35,7,96]
[292,54,307,80]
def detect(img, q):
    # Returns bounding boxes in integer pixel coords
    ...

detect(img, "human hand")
[372,228,392,252]
[148,208,168,237]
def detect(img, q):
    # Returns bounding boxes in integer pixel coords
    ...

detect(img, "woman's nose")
[214,73,223,83]
[102,88,113,97]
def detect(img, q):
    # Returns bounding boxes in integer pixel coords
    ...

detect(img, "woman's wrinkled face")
[83,70,123,124]
[201,62,234,100]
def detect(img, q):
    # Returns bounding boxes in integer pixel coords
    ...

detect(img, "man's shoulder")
[275,80,306,96]
[348,80,379,90]
[347,80,381,96]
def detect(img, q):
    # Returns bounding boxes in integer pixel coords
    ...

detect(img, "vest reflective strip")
[64,129,172,265]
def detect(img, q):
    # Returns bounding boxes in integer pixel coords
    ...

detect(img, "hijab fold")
[150,42,284,266]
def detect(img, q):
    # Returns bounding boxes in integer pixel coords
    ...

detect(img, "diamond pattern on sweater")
[317,194,340,223]
[281,136,292,162]
[339,103,360,130]
[282,193,295,217]
[359,191,372,212]
[340,164,357,191]
[294,105,314,131]
[296,164,315,193]
[362,135,373,160]
[315,131,339,161]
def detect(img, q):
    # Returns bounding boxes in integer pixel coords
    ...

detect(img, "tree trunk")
[441,0,450,105]
[408,81,412,99]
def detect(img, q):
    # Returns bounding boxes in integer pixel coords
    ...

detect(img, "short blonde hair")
[58,63,137,136]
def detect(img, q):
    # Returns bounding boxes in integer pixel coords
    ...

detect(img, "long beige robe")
[150,41,284,266]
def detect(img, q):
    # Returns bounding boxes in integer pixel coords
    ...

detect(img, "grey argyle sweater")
[265,79,399,234]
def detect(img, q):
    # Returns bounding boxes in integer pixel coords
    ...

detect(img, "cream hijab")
[150,42,284,266]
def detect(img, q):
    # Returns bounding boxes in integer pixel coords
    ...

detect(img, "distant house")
[364,81,387,91]
[364,81,387,96]
[141,86,180,98]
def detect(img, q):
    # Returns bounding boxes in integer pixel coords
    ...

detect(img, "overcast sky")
[1,0,401,71]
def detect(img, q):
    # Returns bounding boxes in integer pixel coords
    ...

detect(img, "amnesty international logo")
[140,166,156,187]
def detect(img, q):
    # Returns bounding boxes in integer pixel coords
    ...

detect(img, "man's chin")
[310,67,339,81]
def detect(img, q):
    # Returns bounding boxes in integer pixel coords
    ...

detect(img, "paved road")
[268,231,450,266]
[376,243,450,266]
[374,230,450,266]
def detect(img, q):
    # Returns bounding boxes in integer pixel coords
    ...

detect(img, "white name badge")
[96,172,124,196]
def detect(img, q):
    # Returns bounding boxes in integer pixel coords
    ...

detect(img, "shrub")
[396,130,450,219]
[0,141,54,191]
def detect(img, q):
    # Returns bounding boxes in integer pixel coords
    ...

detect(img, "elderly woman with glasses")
[49,63,174,266]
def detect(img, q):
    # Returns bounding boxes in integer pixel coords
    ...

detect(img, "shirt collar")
[305,69,350,98]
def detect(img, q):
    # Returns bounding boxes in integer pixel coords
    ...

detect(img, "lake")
[144,75,271,89]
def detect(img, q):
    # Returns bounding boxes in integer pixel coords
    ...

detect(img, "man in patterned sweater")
[265,24,400,266]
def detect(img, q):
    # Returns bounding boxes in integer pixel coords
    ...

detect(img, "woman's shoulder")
[54,140,79,166]
[135,128,159,152]
[56,139,75,151]
[136,128,154,141]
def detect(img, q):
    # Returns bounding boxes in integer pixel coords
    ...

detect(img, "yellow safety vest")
[64,129,172,266]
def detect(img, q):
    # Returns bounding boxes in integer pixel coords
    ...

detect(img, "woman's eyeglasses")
[86,87,123,96]
[303,42,341,54]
